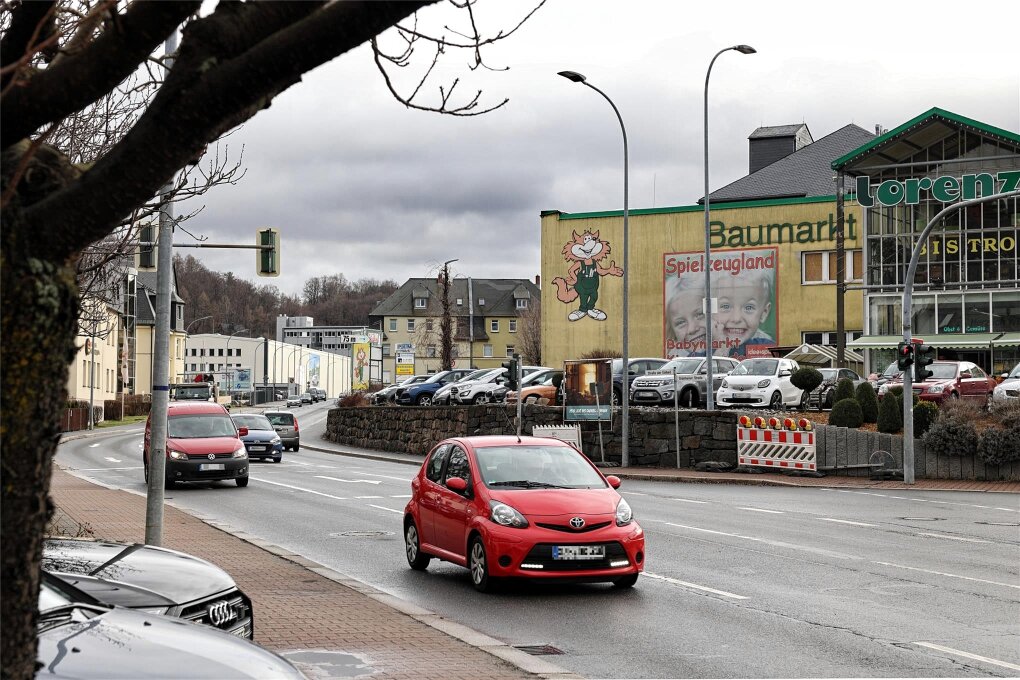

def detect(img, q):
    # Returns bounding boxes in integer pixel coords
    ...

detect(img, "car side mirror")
[238,427,248,436]
[1001,372,1009,378]
[779,369,792,377]
[605,475,621,489]
[446,477,468,492]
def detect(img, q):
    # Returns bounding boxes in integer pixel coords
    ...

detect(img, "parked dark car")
[806,367,866,409]
[372,375,427,404]
[37,571,303,679]
[42,539,255,638]
[879,360,996,406]
[231,413,284,462]
[397,369,474,406]
[610,357,669,405]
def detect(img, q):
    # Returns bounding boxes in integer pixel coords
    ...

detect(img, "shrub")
[939,398,984,425]
[833,378,855,404]
[337,391,371,407]
[855,382,879,423]
[578,348,622,359]
[922,418,979,457]
[829,397,863,428]
[104,399,124,421]
[913,401,939,437]
[976,406,1020,465]
[791,367,823,393]
[877,391,902,433]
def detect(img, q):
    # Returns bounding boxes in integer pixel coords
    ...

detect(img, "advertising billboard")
[352,342,370,391]
[663,247,779,359]
[563,359,612,421]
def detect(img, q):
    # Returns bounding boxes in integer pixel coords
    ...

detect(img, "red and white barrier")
[736,419,816,471]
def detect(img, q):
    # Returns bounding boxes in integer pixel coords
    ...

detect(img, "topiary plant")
[913,401,939,437]
[877,391,902,433]
[833,378,855,403]
[976,407,1020,465]
[790,367,824,411]
[855,382,878,423]
[829,397,863,428]
[922,417,979,457]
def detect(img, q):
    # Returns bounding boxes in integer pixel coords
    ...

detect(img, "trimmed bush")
[829,397,863,428]
[977,406,1020,465]
[913,401,939,437]
[855,382,879,423]
[877,393,902,433]
[922,417,979,457]
[833,378,855,403]
[791,367,823,393]
[939,398,984,425]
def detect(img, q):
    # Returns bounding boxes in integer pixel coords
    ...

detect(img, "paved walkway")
[51,427,1019,679]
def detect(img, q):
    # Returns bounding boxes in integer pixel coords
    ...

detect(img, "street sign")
[396,343,414,353]
[396,353,415,365]
[396,364,414,375]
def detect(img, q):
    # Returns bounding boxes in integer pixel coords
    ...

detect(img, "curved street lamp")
[558,69,632,467]
[183,315,213,381]
[703,44,755,411]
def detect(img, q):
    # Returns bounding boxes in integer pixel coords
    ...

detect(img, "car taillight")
[293,419,299,432]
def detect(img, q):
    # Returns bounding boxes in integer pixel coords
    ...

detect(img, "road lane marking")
[354,472,415,482]
[290,461,314,467]
[671,498,708,504]
[103,457,122,463]
[89,443,101,448]
[828,489,1018,513]
[912,642,1020,672]
[354,495,383,499]
[315,476,381,485]
[651,521,860,560]
[256,478,348,501]
[644,572,748,600]
[738,507,784,514]
[76,467,142,471]
[818,518,877,527]
[390,495,411,498]
[622,491,648,496]
[369,504,402,514]
[873,561,1020,590]
[915,533,989,543]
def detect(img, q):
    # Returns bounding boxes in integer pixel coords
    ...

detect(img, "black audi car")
[43,539,254,639]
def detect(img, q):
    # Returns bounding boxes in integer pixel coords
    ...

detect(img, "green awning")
[848,333,1002,349]
[992,332,1020,347]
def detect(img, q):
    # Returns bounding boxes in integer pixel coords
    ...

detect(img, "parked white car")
[716,357,803,409]
[992,362,1020,403]
[432,369,494,406]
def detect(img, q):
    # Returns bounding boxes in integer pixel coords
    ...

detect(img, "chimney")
[534,274,541,287]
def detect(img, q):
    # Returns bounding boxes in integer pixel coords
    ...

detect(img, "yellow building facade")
[541,196,865,367]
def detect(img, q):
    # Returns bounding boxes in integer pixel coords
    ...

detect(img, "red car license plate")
[552,545,604,560]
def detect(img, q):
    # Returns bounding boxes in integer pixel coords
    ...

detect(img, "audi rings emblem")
[207,601,236,626]
[569,517,585,529]
[207,453,216,460]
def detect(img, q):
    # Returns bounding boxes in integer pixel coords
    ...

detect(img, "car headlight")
[721,379,729,389]
[168,448,188,460]
[270,436,281,444]
[232,444,247,458]
[757,379,771,388]
[662,390,674,398]
[927,384,946,394]
[489,501,529,528]
[136,606,171,615]
[615,497,633,526]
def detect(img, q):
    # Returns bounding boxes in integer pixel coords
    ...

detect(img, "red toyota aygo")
[403,435,644,592]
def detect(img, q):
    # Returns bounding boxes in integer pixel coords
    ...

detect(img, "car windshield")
[265,413,294,426]
[475,445,607,489]
[459,369,491,382]
[819,369,838,379]
[167,414,236,438]
[521,370,548,386]
[1008,363,1020,379]
[232,415,273,431]
[882,362,900,378]
[731,359,779,377]
[929,363,959,380]
[423,372,449,384]
[174,385,211,400]
[658,358,703,374]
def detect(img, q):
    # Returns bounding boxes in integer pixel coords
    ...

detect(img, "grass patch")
[96,415,148,428]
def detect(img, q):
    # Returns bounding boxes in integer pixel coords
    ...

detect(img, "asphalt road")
[57,402,1020,679]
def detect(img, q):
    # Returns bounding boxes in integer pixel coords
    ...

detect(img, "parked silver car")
[805,367,866,409]
[630,356,740,408]
[992,363,1020,403]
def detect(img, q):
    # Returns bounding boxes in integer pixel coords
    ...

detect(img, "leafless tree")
[1,2,542,676]
[516,298,542,365]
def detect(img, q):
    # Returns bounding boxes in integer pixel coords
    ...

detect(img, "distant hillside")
[174,254,398,338]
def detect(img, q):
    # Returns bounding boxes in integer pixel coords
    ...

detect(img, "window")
[483,344,493,357]
[414,298,426,309]
[478,298,485,306]
[426,319,433,332]
[382,344,390,357]
[426,444,451,482]
[389,318,397,332]
[801,249,863,284]
[509,319,517,333]
[427,345,437,358]
[444,446,470,485]
[516,298,528,309]
[456,298,463,306]
[407,319,415,333]
[490,319,499,333]
[506,345,515,358]
[218,348,224,356]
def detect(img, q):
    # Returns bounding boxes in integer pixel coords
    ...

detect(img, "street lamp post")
[558,70,632,467]
[703,44,756,411]
[183,315,212,381]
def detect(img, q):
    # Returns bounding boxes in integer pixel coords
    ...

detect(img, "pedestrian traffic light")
[256,227,280,277]
[896,341,914,371]
[914,343,935,381]
[138,223,156,269]
[502,358,519,391]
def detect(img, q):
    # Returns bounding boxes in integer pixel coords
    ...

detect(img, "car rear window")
[265,413,294,427]
[232,415,273,430]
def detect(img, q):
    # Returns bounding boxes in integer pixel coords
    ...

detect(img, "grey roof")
[748,124,810,139]
[705,124,875,203]
[370,278,541,318]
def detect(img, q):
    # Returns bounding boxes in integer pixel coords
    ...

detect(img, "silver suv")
[630,356,740,408]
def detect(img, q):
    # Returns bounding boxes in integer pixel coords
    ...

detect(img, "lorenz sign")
[856,170,1020,208]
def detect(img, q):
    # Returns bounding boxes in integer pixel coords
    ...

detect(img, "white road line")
[653,521,859,560]
[622,491,648,496]
[354,495,383,499]
[671,498,708,504]
[256,478,348,501]
[738,507,784,514]
[369,504,402,514]
[873,561,1020,590]
[89,443,101,448]
[353,472,414,482]
[644,572,748,600]
[913,642,1020,672]
[76,467,142,471]
[915,533,989,543]
[103,457,122,463]
[315,476,381,485]
[290,461,313,467]
[818,518,877,527]
[828,488,1018,513]
[390,494,411,498]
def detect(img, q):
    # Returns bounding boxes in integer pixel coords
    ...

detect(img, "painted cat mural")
[552,230,623,321]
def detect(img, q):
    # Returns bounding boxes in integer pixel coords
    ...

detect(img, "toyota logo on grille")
[569,517,585,529]
[207,453,216,460]
[207,601,237,626]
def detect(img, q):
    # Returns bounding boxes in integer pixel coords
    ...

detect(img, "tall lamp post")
[558,70,632,467]
[183,315,212,381]
[703,44,755,411]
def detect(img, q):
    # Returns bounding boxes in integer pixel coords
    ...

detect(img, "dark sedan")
[43,539,255,639]
[231,413,284,462]
[806,367,866,409]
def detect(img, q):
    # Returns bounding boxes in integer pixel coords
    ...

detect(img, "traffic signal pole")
[900,189,1019,484]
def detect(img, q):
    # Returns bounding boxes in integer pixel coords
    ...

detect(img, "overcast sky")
[177,0,1020,298]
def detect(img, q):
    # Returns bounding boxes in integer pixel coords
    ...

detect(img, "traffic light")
[138,223,156,269]
[502,357,519,391]
[914,343,935,381]
[896,341,914,371]
[256,227,280,277]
